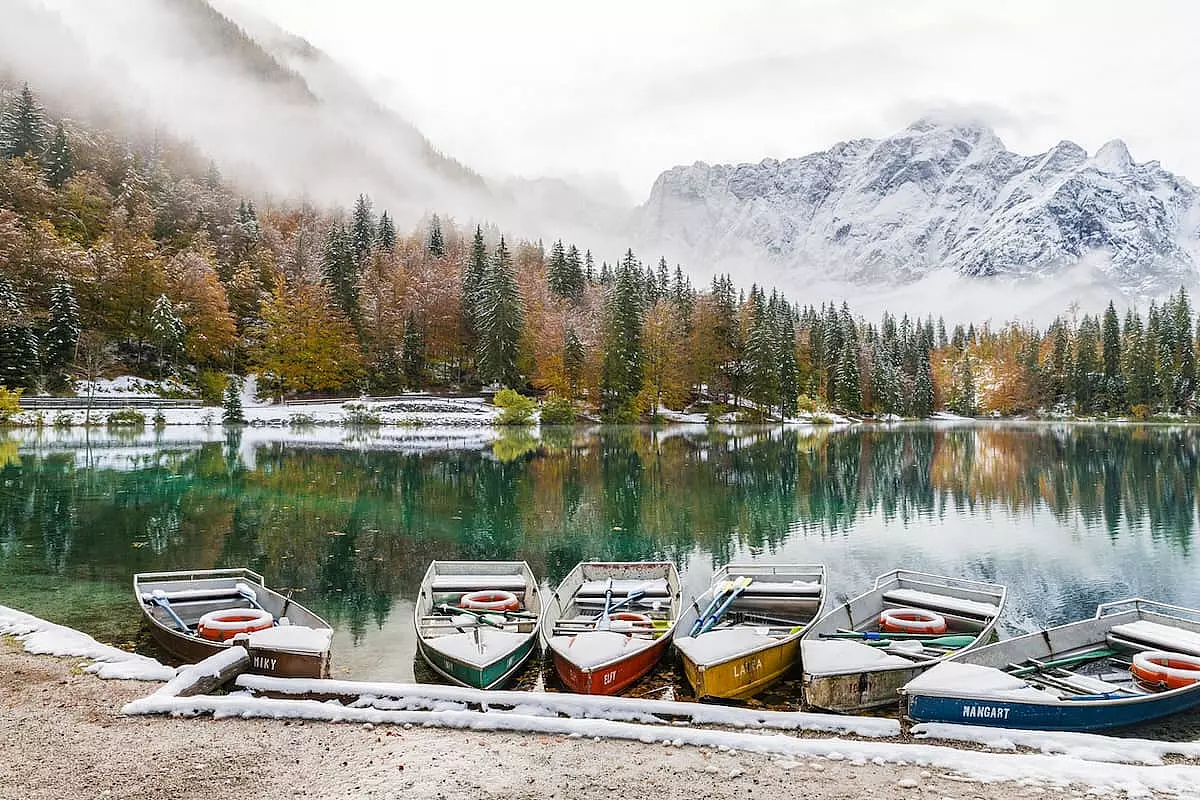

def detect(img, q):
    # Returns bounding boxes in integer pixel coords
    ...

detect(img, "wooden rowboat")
[674,563,826,700]
[414,561,543,690]
[800,569,1006,713]
[134,568,332,678]
[541,561,681,695]
[903,598,1200,731]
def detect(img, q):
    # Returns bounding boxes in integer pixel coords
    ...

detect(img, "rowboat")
[413,560,543,689]
[541,561,681,695]
[800,569,1006,713]
[673,564,826,700]
[902,598,1200,731]
[134,568,332,678]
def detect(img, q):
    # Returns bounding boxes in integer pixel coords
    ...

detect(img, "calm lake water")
[2,422,1199,700]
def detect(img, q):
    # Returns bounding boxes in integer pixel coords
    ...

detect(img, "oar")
[435,603,537,620]
[432,604,508,629]
[1008,648,1118,678]
[689,581,735,637]
[596,578,615,632]
[145,590,191,634]
[865,634,977,649]
[699,576,753,634]
[823,630,972,642]
[592,589,647,619]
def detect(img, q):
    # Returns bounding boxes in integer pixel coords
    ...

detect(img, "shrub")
[153,410,167,429]
[796,394,819,413]
[288,413,316,427]
[342,402,382,426]
[106,408,146,427]
[0,386,23,424]
[196,370,227,406]
[53,412,73,428]
[809,414,835,425]
[539,395,576,425]
[493,389,536,426]
[705,402,729,425]
[1130,404,1152,421]
[223,377,246,425]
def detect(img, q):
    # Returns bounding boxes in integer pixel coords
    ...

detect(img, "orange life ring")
[460,590,520,612]
[197,608,274,641]
[879,608,947,635]
[1130,651,1200,690]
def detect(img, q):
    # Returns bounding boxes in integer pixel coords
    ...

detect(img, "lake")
[2,421,1198,695]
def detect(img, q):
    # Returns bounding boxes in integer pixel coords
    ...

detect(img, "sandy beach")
[1,639,1174,800]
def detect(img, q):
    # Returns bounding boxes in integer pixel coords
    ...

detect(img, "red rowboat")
[541,561,681,695]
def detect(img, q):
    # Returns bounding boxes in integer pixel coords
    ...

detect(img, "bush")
[196,370,227,406]
[539,395,576,425]
[1130,404,1152,421]
[288,413,316,427]
[53,412,73,428]
[0,386,22,424]
[342,402,382,426]
[153,410,167,429]
[796,394,819,413]
[705,402,729,425]
[493,388,536,426]
[223,377,246,425]
[106,408,146,427]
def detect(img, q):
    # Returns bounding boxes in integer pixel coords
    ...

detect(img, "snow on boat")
[134,569,332,678]
[414,561,543,690]
[800,569,1005,713]
[541,561,681,695]
[674,564,826,700]
[902,598,1200,731]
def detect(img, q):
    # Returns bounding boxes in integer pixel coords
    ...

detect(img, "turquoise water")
[1,422,1198,688]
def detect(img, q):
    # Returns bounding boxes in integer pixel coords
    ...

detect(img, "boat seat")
[882,589,1000,620]
[1108,621,1200,658]
[737,581,821,598]
[577,579,670,597]
[430,575,528,592]
[144,588,245,604]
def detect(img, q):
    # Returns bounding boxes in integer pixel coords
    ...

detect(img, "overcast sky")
[237,1,1198,199]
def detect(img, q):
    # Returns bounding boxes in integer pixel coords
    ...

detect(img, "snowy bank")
[0,605,174,681]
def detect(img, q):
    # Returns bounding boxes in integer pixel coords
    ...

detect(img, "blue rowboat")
[902,598,1200,732]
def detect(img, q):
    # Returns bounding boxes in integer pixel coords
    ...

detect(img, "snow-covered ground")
[0,604,174,680]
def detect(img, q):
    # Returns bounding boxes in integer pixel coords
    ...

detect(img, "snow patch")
[801,639,916,675]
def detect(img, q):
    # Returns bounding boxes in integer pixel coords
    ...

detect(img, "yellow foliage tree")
[253,278,362,399]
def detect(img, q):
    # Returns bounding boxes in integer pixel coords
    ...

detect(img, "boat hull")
[552,633,671,695]
[905,686,1200,732]
[417,635,537,690]
[803,662,926,713]
[682,636,801,700]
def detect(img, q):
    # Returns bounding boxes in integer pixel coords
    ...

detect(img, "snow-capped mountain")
[636,119,1200,292]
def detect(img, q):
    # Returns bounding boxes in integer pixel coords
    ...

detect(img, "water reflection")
[1,422,1198,678]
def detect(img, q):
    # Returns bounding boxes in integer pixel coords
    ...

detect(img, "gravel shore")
[0,641,1156,800]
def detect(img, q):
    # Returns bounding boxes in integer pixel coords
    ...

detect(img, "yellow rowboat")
[674,564,826,700]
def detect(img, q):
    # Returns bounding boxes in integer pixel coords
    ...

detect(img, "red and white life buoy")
[460,590,520,612]
[879,607,948,635]
[197,608,274,641]
[1131,651,1200,690]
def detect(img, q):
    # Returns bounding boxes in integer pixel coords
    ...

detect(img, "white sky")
[237,0,1199,199]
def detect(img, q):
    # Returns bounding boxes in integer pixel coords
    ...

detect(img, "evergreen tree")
[427,214,445,257]
[584,250,595,284]
[43,283,80,389]
[1049,319,1072,403]
[1072,315,1100,412]
[0,83,48,160]
[546,239,569,298]
[936,317,948,349]
[564,326,585,399]
[912,348,935,417]
[949,351,977,415]
[222,376,246,425]
[599,261,613,286]
[43,122,73,188]
[402,310,427,389]
[376,211,397,252]
[835,339,861,412]
[475,237,524,387]
[600,250,644,421]
[149,293,185,377]
[564,244,584,303]
[1101,301,1122,412]
[1123,312,1156,410]
[774,295,799,418]
[322,222,360,328]
[746,288,778,414]
[0,279,38,390]
[461,226,488,340]
[350,194,375,263]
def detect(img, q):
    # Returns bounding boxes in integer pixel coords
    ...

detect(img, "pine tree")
[746,288,777,415]
[475,237,524,387]
[322,222,360,329]
[402,310,426,389]
[0,278,38,390]
[461,226,489,344]
[949,351,977,415]
[428,214,445,257]
[564,326,585,399]
[350,194,375,263]
[43,283,80,389]
[1072,315,1100,412]
[600,250,645,421]
[1123,312,1156,410]
[43,122,73,188]
[584,250,595,284]
[222,376,246,425]
[835,339,861,412]
[775,296,799,418]
[546,239,569,298]
[1101,301,1122,412]
[376,211,397,252]
[912,348,935,417]
[149,293,185,377]
[564,244,584,303]
[0,83,48,160]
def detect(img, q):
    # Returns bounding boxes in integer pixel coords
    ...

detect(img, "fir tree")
[350,194,375,263]
[0,279,38,390]
[564,244,584,303]
[774,295,799,418]
[949,351,977,416]
[746,287,778,415]
[564,326,585,399]
[600,250,645,421]
[376,211,397,252]
[43,122,73,188]
[427,214,445,257]
[0,83,48,160]
[1101,301,1122,412]
[149,293,185,377]
[322,222,360,329]
[584,250,594,284]
[835,339,861,412]
[402,310,426,389]
[475,237,524,387]
[461,226,489,342]
[1123,312,1156,410]
[1072,315,1100,412]
[43,283,80,389]
[222,376,246,425]
[546,239,569,298]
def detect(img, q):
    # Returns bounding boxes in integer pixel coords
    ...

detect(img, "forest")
[1,82,1197,421]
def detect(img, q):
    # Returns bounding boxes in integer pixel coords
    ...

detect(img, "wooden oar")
[699,576,752,635]
[1007,648,1119,677]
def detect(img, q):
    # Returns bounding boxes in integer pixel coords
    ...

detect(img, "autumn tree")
[254,278,362,399]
